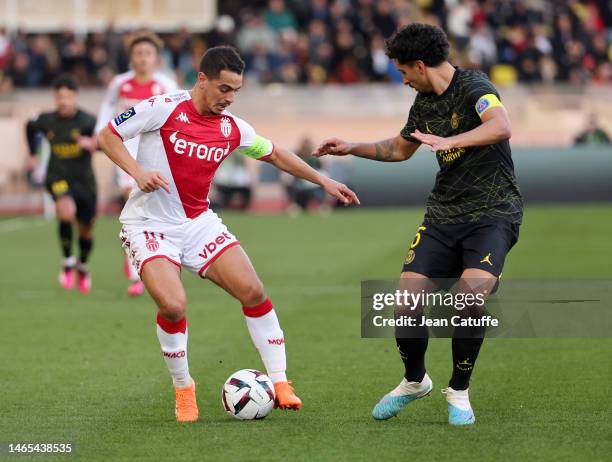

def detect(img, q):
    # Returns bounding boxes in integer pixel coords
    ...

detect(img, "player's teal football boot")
[372,374,432,420]
[443,387,476,425]
[447,403,475,425]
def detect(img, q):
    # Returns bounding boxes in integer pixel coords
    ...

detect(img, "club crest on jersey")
[451,112,459,129]
[405,249,415,265]
[220,117,232,138]
[146,236,159,252]
[114,107,136,126]
[144,231,159,252]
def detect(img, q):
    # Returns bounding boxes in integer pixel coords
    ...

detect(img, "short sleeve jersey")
[28,109,97,189]
[95,71,179,157]
[401,68,523,224]
[108,91,273,225]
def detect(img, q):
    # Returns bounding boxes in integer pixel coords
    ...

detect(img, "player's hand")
[26,156,39,172]
[77,136,97,152]
[135,171,170,193]
[312,138,353,157]
[410,130,456,152]
[321,178,360,206]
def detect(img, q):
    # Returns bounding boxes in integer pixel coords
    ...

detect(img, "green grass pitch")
[1,204,611,461]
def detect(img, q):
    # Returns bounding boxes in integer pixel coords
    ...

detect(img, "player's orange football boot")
[274,380,302,410]
[175,380,199,422]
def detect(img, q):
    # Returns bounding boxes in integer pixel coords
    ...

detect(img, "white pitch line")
[0,217,47,233]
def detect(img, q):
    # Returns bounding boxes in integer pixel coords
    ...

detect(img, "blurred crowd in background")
[0,0,610,91]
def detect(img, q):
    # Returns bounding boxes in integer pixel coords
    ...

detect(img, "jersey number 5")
[409,226,427,250]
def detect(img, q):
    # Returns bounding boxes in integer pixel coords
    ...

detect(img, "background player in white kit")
[95,31,179,296]
[98,46,360,422]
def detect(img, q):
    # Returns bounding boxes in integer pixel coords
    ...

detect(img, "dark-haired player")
[98,46,360,422]
[26,75,98,294]
[314,24,522,425]
[95,31,178,296]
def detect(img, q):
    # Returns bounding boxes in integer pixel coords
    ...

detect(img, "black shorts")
[402,219,519,278]
[45,178,97,224]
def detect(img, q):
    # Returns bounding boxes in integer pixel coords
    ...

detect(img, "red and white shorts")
[119,210,240,277]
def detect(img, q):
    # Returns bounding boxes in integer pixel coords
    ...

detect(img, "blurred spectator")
[372,0,398,39]
[0,28,11,72]
[58,29,88,79]
[574,113,611,145]
[237,13,278,54]
[0,0,610,89]
[264,0,297,32]
[206,15,238,48]
[447,0,474,53]
[6,52,30,87]
[468,24,497,74]
[245,43,276,83]
[369,33,392,81]
[518,30,544,83]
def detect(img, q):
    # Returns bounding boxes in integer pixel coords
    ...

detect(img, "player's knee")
[78,222,94,239]
[158,293,187,321]
[239,280,266,307]
[57,208,75,222]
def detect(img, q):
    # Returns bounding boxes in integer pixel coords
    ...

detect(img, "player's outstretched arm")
[313,135,420,162]
[264,146,360,206]
[98,127,170,193]
[411,107,512,152]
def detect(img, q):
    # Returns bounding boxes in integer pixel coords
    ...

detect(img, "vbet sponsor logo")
[198,232,234,259]
[168,131,229,162]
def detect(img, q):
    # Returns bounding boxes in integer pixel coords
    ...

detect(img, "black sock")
[59,221,73,259]
[78,237,93,265]
[449,325,485,390]
[396,317,429,382]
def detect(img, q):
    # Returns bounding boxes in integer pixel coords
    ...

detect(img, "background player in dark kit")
[26,74,98,293]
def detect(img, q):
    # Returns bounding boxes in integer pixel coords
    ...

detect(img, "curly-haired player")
[314,23,522,426]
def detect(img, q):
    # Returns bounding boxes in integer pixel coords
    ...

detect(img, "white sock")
[63,256,76,268]
[156,313,192,388]
[389,373,432,396]
[443,387,472,411]
[243,299,287,383]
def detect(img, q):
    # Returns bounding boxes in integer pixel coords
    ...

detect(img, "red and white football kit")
[96,71,179,188]
[109,90,274,276]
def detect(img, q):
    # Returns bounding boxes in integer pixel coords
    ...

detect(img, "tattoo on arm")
[374,139,395,161]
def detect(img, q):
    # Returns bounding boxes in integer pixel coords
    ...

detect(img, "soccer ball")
[221,369,276,420]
